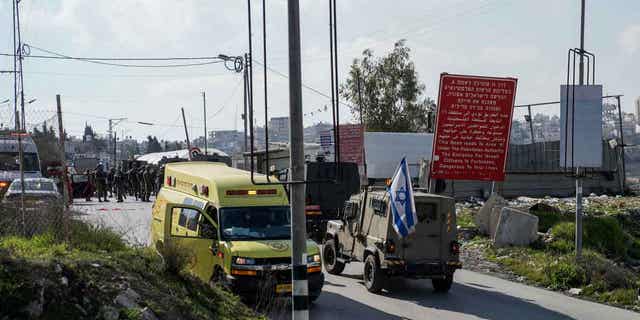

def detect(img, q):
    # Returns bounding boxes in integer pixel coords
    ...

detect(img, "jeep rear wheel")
[432,274,453,293]
[363,254,385,293]
[323,239,345,275]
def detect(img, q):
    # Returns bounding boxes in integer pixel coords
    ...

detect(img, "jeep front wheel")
[323,239,345,275]
[363,254,385,293]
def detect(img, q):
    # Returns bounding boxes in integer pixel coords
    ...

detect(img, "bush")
[531,209,571,233]
[579,251,638,291]
[543,258,586,290]
[66,220,127,253]
[158,241,194,274]
[550,218,629,260]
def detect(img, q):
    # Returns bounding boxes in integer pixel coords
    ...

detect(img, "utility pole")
[13,0,26,234]
[56,95,70,240]
[181,108,192,160]
[575,0,586,258]
[287,0,308,318]
[203,91,208,155]
[243,54,250,154]
[108,118,126,169]
[527,106,535,144]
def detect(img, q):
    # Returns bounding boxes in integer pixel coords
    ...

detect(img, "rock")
[475,193,506,236]
[115,288,142,308]
[53,263,63,273]
[23,281,44,318]
[568,288,583,296]
[23,300,43,318]
[516,196,537,204]
[517,276,525,282]
[102,306,119,320]
[529,202,561,215]
[457,227,479,241]
[60,276,69,286]
[90,263,101,268]
[141,307,159,320]
[493,207,539,248]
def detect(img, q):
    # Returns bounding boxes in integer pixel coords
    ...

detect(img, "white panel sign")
[364,132,433,179]
[560,85,603,168]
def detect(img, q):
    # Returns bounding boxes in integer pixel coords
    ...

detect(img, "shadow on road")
[384,279,576,320]
[311,291,403,320]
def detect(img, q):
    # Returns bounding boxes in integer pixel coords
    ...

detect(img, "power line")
[0,45,226,68]
[252,59,354,110]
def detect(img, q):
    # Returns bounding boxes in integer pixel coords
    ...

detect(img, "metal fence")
[507,95,625,175]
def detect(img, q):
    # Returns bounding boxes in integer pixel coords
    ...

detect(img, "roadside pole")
[181,108,192,160]
[575,0,586,259]
[287,0,309,318]
[203,92,208,155]
[56,95,70,240]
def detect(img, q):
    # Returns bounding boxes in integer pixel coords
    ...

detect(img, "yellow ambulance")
[150,162,323,301]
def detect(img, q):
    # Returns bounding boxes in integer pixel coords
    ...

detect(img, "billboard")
[338,124,364,165]
[430,74,518,181]
[560,85,603,168]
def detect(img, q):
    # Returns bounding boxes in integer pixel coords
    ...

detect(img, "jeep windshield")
[220,206,291,241]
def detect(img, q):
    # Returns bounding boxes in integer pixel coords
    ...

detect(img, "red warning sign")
[430,74,517,181]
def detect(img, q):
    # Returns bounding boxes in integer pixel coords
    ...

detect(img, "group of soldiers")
[83,162,161,203]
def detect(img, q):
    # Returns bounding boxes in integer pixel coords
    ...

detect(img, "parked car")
[1,178,63,235]
[3,178,61,207]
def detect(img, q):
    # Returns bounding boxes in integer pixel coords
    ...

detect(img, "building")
[268,116,289,142]
[635,97,640,121]
[210,130,244,155]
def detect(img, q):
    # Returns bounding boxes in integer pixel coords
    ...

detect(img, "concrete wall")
[440,171,621,199]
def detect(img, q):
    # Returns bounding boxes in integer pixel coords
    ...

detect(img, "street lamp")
[0,99,9,104]
[137,121,154,126]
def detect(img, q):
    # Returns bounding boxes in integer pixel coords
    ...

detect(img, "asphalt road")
[74,198,639,320]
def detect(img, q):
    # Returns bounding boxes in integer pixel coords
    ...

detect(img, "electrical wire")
[0,45,226,68]
[252,59,354,110]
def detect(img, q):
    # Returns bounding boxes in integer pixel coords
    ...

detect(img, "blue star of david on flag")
[388,157,417,238]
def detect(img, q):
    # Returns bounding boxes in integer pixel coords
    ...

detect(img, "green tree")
[340,40,435,132]
[31,122,60,174]
[146,135,163,153]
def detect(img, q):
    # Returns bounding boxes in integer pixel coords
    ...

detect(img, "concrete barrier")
[493,207,539,247]
[475,193,506,236]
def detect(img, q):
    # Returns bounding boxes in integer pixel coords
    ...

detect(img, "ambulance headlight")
[307,254,321,264]
[233,257,256,265]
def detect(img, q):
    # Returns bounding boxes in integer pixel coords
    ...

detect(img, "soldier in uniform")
[84,169,95,202]
[113,167,125,203]
[107,167,115,198]
[128,164,140,200]
[95,164,109,202]
[142,165,154,202]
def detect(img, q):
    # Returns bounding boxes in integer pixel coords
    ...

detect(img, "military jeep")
[322,187,461,293]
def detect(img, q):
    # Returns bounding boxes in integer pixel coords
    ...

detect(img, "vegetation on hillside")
[460,196,640,311]
[0,220,261,320]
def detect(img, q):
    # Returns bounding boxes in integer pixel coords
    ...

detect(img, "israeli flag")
[388,157,417,238]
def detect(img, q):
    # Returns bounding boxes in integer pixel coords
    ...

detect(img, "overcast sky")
[0,0,639,141]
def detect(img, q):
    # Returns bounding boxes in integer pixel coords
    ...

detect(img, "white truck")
[0,132,42,198]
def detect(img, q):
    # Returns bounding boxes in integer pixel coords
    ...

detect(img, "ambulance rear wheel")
[363,254,385,293]
[432,275,453,293]
[323,239,345,275]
